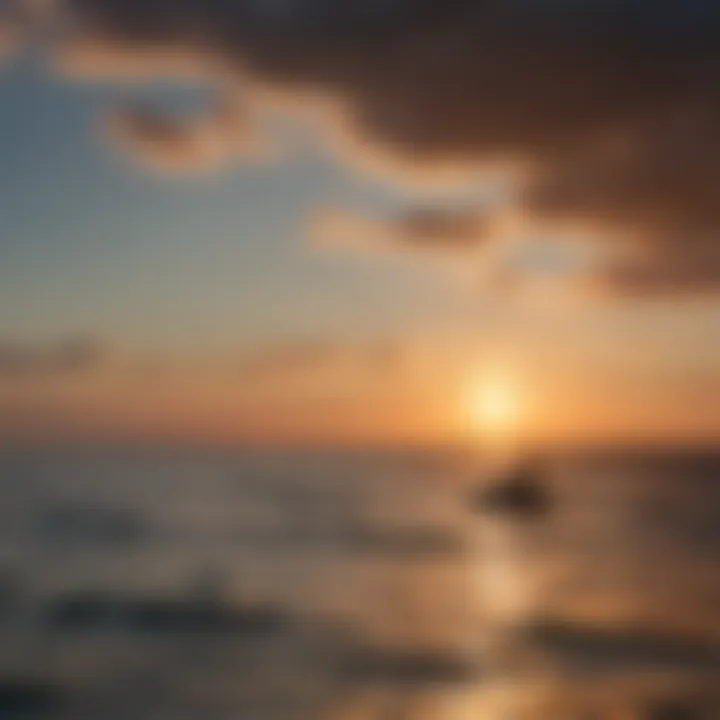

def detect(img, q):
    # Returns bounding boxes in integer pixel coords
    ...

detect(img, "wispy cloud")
[0,336,108,379]
[105,98,271,174]
[233,336,412,391]
[310,205,503,254]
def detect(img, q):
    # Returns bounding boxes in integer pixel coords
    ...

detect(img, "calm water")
[0,446,717,719]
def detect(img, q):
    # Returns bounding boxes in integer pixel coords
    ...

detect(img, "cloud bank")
[0,336,107,379]
[9,0,720,293]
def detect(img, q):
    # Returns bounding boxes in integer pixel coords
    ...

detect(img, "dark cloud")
[0,336,107,378]
[16,0,720,292]
[388,207,496,250]
[311,205,499,255]
[593,245,720,297]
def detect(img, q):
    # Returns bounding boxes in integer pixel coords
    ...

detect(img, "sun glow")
[467,374,524,437]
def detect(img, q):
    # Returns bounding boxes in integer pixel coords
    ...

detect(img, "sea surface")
[0,446,717,719]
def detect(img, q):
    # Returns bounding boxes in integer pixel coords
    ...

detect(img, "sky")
[1,0,719,447]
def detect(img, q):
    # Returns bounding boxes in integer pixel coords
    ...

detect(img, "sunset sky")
[1,0,719,447]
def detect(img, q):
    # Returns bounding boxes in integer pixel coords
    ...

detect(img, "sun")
[466,375,524,436]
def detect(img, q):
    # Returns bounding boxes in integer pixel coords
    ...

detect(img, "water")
[0,446,717,719]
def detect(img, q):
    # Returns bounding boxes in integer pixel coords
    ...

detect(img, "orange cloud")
[105,98,271,174]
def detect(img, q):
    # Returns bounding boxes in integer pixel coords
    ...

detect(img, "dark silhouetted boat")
[470,456,551,519]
